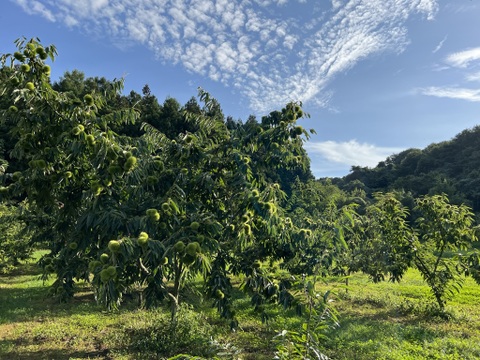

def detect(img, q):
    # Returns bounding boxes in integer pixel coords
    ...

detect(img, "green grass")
[319,270,480,359]
[1,255,480,359]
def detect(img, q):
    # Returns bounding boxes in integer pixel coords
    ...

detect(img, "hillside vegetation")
[335,126,480,213]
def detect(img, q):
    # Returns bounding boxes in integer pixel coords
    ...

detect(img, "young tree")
[351,192,478,311]
[413,194,477,310]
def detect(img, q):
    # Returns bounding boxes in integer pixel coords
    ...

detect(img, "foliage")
[0,38,317,324]
[119,304,216,358]
[350,193,414,283]
[350,192,478,311]
[413,194,478,311]
[273,277,339,360]
[0,203,31,272]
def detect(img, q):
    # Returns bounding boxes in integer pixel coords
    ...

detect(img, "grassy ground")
[1,254,480,359]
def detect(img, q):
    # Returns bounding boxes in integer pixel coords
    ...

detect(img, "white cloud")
[445,47,480,68]
[432,35,447,54]
[466,72,480,82]
[419,86,480,102]
[12,0,438,112]
[15,0,56,22]
[305,140,402,168]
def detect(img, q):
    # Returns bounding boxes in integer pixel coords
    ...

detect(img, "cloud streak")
[419,87,480,102]
[13,0,438,112]
[421,46,480,102]
[445,47,480,68]
[305,140,402,168]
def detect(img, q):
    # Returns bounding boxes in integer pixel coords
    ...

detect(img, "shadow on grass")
[2,262,42,277]
[0,262,105,325]
[0,339,111,360]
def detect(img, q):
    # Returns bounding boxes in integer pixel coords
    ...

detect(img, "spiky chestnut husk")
[100,253,109,264]
[190,221,200,231]
[45,264,55,273]
[161,256,168,265]
[137,232,149,246]
[21,64,31,73]
[10,77,20,86]
[65,171,73,179]
[294,126,303,135]
[159,222,167,230]
[72,125,83,136]
[106,266,117,277]
[180,168,188,175]
[196,234,204,242]
[100,269,110,283]
[251,189,260,198]
[161,202,170,212]
[36,160,46,169]
[84,94,94,106]
[42,65,51,74]
[108,165,122,175]
[215,289,225,299]
[228,224,235,232]
[0,187,9,195]
[174,241,185,253]
[89,260,102,272]
[86,134,95,146]
[14,52,25,61]
[193,242,201,253]
[186,242,198,256]
[241,214,250,223]
[108,240,121,253]
[25,82,34,91]
[184,134,194,143]
[69,242,78,250]
[39,50,48,60]
[146,208,160,221]
[123,156,137,171]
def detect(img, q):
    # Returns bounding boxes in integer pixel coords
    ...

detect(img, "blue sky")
[1,0,480,178]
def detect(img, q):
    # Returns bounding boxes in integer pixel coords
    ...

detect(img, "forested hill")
[333,125,480,211]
